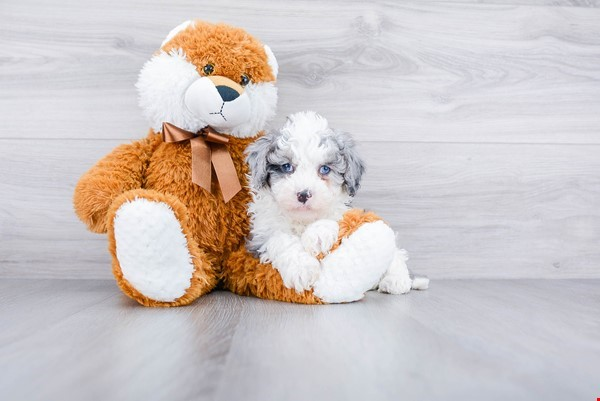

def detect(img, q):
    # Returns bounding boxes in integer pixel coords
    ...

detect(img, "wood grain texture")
[1,0,599,280]
[1,1,600,143]
[0,279,598,401]
[1,139,598,279]
[432,0,600,6]
[354,141,600,279]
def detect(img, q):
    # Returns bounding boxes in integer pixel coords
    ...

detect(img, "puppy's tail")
[410,275,430,290]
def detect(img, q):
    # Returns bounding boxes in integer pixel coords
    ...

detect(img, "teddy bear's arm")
[73,134,160,233]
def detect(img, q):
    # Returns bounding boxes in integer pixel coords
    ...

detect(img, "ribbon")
[162,122,242,203]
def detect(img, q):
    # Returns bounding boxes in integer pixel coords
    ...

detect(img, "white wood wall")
[1,0,599,279]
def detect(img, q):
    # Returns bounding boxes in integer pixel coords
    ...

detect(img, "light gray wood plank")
[1,1,599,143]
[0,279,115,346]
[433,0,600,6]
[0,279,598,401]
[0,139,598,279]
[215,279,600,401]
[354,141,600,279]
[0,281,245,401]
[403,279,600,397]
[0,139,117,279]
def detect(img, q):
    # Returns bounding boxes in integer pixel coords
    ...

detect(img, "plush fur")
[139,21,278,137]
[74,21,281,306]
[106,188,217,307]
[221,208,389,304]
[73,21,425,307]
[112,197,196,301]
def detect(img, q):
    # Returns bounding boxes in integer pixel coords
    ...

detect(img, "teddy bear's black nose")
[216,85,240,102]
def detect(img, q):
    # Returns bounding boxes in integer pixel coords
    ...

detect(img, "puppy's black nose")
[216,85,240,102]
[297,190,312,204]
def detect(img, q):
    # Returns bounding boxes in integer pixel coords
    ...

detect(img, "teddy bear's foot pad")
[313,220,396,303]
[113,198,195,302]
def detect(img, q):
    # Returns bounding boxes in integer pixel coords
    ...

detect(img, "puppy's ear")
[245,132,277,190]
[333,129,365,197]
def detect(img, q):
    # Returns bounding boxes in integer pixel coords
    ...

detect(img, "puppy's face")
[136,21,278,137]
[247,112,364,223]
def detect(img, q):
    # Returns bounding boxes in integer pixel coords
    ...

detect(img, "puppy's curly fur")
[245,111,428,299]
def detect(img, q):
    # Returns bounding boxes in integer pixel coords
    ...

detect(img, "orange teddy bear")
[73,21,403,306]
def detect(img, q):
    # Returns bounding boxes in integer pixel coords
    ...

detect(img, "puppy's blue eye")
[319,165,331,175]
[281,163,294,173]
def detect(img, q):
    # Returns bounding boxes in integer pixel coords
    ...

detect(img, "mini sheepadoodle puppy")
[245,111,428,296]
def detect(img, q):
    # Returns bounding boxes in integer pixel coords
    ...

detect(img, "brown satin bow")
[162,122,242,203]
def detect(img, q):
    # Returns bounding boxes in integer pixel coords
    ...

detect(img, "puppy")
[245,111,428,295]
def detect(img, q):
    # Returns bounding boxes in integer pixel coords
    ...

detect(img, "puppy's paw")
[279,254,321,293]
[301,219,339,257]
[378,273,412,295]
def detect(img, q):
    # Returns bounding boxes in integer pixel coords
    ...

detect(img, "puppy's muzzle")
[297,190,312,204]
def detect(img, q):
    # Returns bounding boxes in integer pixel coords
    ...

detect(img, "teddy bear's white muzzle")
[184,76,251,131]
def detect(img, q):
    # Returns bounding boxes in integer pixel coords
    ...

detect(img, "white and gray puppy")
[245,111,428,298]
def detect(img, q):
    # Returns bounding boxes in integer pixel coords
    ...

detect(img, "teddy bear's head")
[137,20,278,138]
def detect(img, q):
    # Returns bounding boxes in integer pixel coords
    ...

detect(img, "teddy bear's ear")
[263,45,278,79]
[161,20,194,48]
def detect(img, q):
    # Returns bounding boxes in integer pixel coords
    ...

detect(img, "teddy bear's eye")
[240,74,250,86]
[203,63,215,76]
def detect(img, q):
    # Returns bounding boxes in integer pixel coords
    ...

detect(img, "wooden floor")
[0,279,598,401]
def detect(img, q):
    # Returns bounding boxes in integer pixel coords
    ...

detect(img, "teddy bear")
[73,20,407,306]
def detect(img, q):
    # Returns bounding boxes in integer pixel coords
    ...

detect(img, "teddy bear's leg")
[222,210,397,304]
[311,210,397,303]
[221,247,324,304]
[106,189,217,307]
